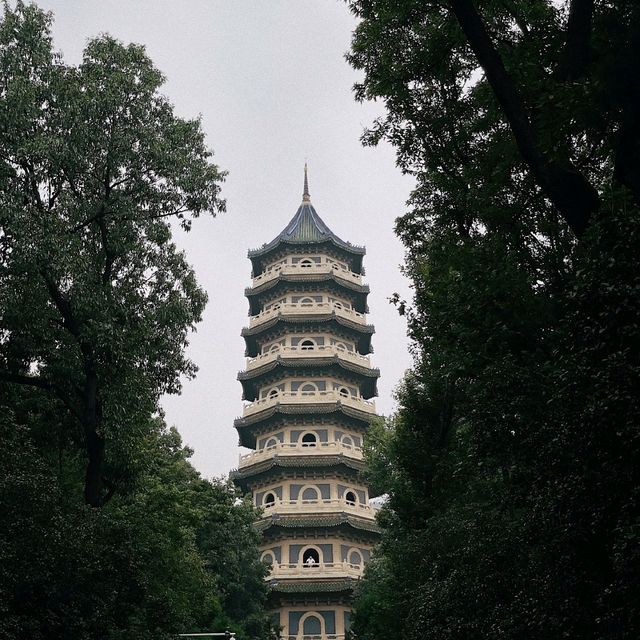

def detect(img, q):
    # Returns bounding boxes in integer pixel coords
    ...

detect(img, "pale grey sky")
[36,0,414,478]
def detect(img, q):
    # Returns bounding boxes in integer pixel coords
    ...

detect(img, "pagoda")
[231,167,380,640]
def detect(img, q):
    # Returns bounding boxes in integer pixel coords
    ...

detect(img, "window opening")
[301,432,317,447]
[300,383,317,395]
[263,492,276,507]
[301,486,319,501]
[302,548,320,567]
[341,435,354,448]
[302,614,322,635]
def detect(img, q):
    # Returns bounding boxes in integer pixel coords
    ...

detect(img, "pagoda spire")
[302,162,311,202]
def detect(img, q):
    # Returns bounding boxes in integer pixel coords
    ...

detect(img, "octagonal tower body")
[232,169,380,640]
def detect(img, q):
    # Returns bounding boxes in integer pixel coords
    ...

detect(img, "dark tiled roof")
[245,272,370,298]
[237,358,380,401]
[248,203,365,259]
[238,357,380,381]
[233,402,376,429]
[256,512,382,534]
[242,314,375,338]
[269,579,356,594]
[233,411,374,449]
[230,453,366,487]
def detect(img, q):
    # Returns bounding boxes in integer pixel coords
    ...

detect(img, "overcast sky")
[36,0,415,478]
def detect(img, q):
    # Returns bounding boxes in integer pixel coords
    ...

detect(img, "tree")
[0,411,272,640]
[0,2,225,506]
[347,1,640,638]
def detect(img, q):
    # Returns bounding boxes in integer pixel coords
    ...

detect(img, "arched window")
[302,614,323,635]
[268,343,280,353]
[261,551,275,566]
[302,548,320,567]
[300,383,317,396]
[300,339,315,350]
[345,490,357,505]
[341,435,354,448]
[263,492,276,507]
[299,259,313,268]
[348,549,363,566]
[334,341,347,352]
[299,296,315,306]
[333,300,343,309]
[338,386,350,398]
[301,486,319,502]
[301,432,317,447]
[264,437,278,450]
[267,388,279,399]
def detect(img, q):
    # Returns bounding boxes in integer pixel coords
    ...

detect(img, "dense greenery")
[347,1,639,638]
[0,4,270,638]
[0,412,270,639]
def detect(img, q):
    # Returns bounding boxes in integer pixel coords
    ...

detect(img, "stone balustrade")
[248,302,366,328]
[242,390,376,417]
[260,498,374,517]
[245,345,370,371]
[281,636,345,640]
[239,440,363,467]
[251,262,362,287]
[267,561,363,580]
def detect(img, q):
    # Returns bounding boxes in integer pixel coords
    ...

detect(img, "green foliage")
[0,1,225,506]
[347,1,640,638]
[0,412,271,640]
[0,4,272,638]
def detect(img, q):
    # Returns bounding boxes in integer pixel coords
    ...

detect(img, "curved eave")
[238,358,380,400]
[268,578,357,595]
[250,241,365,279]
[249,234,365,259]
[234,408,375,449]
[256,512,382,536]
[234,402,376,436]
[245,273,370,315]
[242,315,375,357]
[230,453,366,489]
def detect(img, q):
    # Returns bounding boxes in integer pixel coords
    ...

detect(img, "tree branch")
[555,0,594,81]
[0,370,53,391]
[447,0,600,237]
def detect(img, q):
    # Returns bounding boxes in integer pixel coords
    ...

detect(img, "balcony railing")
[239,440,363,467]
[246,345,370,371]
[281,636,346,640]
[248,302,366,329]
[267,560,363,580]
[260,498,373,517]
[242,390,376,417]
[252,263,362,287]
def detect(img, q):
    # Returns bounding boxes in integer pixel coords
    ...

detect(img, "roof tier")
[245,273,370,315]
[256,512,381,536]
[238,358,380,401]
[242,315,375,357]
[248,168,365,275]
[230,452,366,491]
[234,411,374,449]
